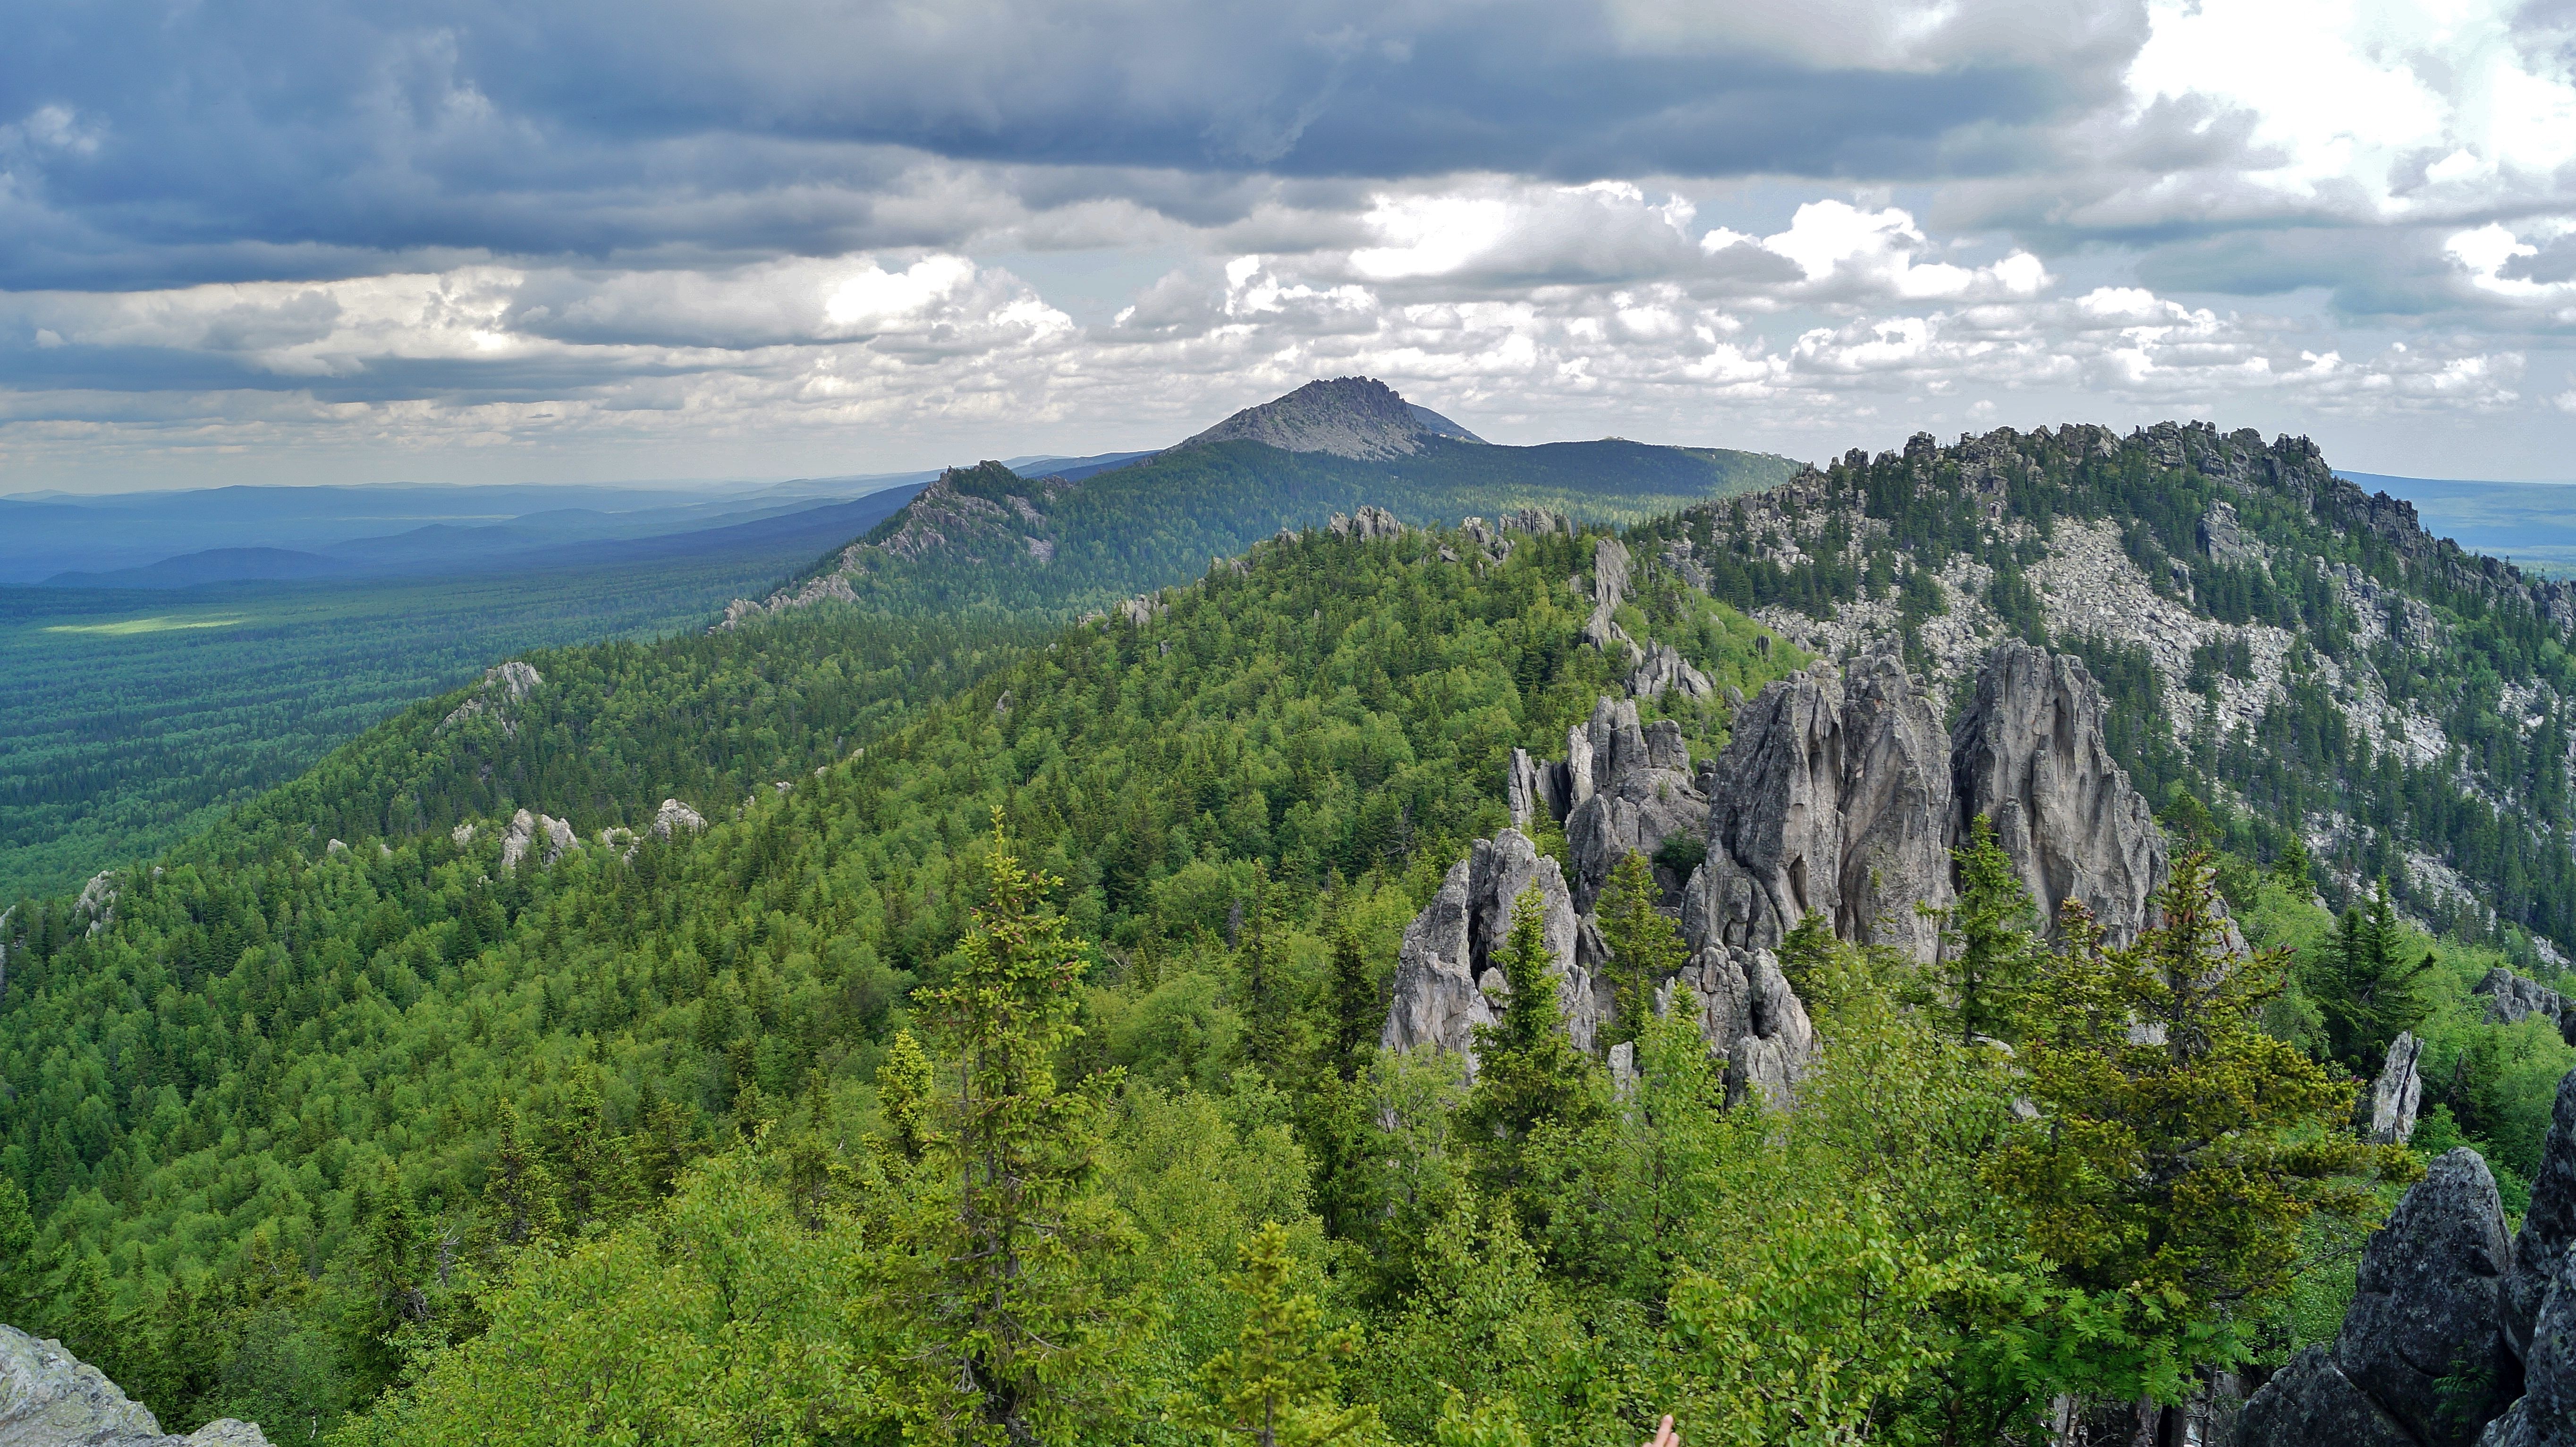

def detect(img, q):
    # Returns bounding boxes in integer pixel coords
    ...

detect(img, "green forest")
[0,533,872,901]
[0,510,2554,1445]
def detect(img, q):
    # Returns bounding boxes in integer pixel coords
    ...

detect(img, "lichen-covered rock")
[1380,829,1604,1074]
[2480,969,2576,1040]
[1561,698,1708,910]
[2336,1148,2515,1445]
[2239,1346,2418,1447]
[2484,1237,2576,1447]
[0,1324,271,1447]
[1949,641,2167,945]
[2371,1031,2426,1144]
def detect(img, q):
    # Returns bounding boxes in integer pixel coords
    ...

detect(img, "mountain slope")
[1630,420,2576,961]
[721,379,1797,626]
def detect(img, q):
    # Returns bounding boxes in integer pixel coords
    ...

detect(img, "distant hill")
[2339,470,2576,576]
[722,377,1799,624]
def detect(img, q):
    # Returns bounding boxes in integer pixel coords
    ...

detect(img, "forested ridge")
[4,432,2575,1445]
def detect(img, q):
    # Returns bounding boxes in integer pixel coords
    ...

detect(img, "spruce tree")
[2307,878,2434,1072]
[877,817,1137,1446]
[1596,851,1686,1047]
[1457,889,1606,1213]
[480,1098,559,1248]
[0,1175,42,1329]
[1184,1221,1377,1447]
[1932,816,2046,1046]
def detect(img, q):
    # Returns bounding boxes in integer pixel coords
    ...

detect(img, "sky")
[7,0,2576,492]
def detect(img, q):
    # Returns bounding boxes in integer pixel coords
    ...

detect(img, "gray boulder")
[1660,943,1817,1108]
[2239,1346,2418,1447]
[1684,652,1953,962]
[1949,641,2167,946]
[652,798,707,840]
[0,1325,270,1447]
[1629,641,1714,703]
[2336,1148,2516,1445]
[2484,1242,2576,1447]
[1380,829,1605,1075]
[2479,970,2576,1042]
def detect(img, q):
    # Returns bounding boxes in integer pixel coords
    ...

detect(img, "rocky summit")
[0,1326,268,1447]
[1178,377,1482,460]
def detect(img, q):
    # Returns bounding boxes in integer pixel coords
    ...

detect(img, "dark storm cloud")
[0,0,2116,290]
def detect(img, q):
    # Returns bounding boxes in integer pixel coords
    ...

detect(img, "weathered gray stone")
[2370,1031,2426,1144]
[1507,748,1548,831]
[1629,641,1714,702]
[1562,698,1709,911]
[1949,641,2167,945]
[652,798,707,841]
[2486,1238,2576,1447]
[0,1324,271,1447]
[439,659,542,732]
[500,809,579,871]
[2336,1148,2515,1445]
[1326,506,1405,541]
[2480,970,2576,1040]
[1380,828,1604,1074]
[1661,943,1818,1108]
[2508,1070,2576,1360]
[1683,652,1953,962]
[1584,536,1637,656]
[2238,1345,2419,1447]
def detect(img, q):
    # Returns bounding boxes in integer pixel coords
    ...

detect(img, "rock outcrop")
[1685,651,1956,963]
[74,871,118,936]
[1559,698,1707,911]
[1178,377,1480,460]
[652,798,707,840]
[2479,969,2576,1044]
[2508,1069,2576,1360]
[0,1324,271,1446]
[2243,1149,2516,1447]
[439,660,542,733]
[500,809,578,871]
[1379,829,1605,1075]
[2370,1031,2425,1145]
[1659,943,1817,1108]
[1949,641,2167,945]
[1327,507,1404,542]
[1628,641,1714,702]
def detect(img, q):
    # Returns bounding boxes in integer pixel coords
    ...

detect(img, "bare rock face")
[1561,698,1709,911]
[1949,641,2166,945]
[652,798,707,840]
[0,1324,271,1447]
[1583,537,1637,655]
[1629,641,1714,702]
[2333,1148,2516,1446]
[2480,970,2576,1042]
[74,872,118,936]
[1660,944,1817,1109]
[440,660,542,732]
[2486,1243,2576,1447]
[1685,652,1954,962]
[1380,829,1604,1075]
[1326,507,1404,542]
[2371,1031,2426,1144]
[500,809,579,871]
[2237,1345,2418,1447]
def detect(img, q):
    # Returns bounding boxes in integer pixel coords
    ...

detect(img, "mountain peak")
[1179,377,1483,460]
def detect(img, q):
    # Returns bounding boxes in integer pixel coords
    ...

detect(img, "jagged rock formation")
[1555,698,1705,911]
[1949,642,2166,946]
[0,1325,270,1446]
[1380,829,1604,1076]
[1628,641,1713,702]
[74,872,117,936]
[1178,377,1481,460]
[1327,507,1405,542]
[652,798,706,840]
[2480,969,2576,1044]
[1583,536,1636,656]
[2244,1148,2515,1447]
[1660,943,1817,1108]
[2370,1031,2425,1144]
[1685,650,1957,963]
[2507,1070,2576,1361]
[500,808,577,871]
[439,660,542,732]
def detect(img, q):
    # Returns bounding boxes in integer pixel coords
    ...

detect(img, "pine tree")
[1184,1221,1377,1447]
[1457,889,1606,1214]
[1932,816,2046,1046]
[878,817,1138,1446]
[1596,851,1686,1046]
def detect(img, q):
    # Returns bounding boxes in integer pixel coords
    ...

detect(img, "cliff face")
[1387,638,2162,1104]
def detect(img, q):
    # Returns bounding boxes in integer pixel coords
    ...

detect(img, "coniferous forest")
[7,426,2576,1446]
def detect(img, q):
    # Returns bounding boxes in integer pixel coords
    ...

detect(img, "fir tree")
[1931,815,2046,1046]
[0,1175,42,1329]
[1323,914,1380,1085]
[878,817,1138,1446]
[2307,877,2435,1072]
[1184,1221,1377,1447]
[871,1029,940,1167]
[1457,889,1606,1215]
[480,1098,559,1248]
[1596,851,1686,1047]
